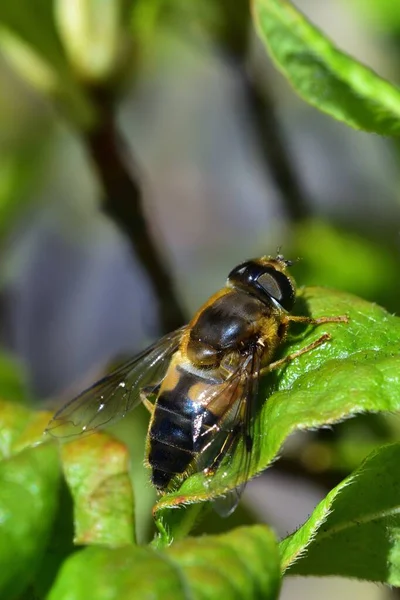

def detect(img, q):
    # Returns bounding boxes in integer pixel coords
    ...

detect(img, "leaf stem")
[152,504,205,549]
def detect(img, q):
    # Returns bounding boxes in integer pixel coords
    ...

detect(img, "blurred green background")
[1,1,400,598]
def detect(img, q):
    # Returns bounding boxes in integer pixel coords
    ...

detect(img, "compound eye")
[257,272,282,301]
[257,269,295,310]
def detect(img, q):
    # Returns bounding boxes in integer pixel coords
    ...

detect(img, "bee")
[46,255,348,514]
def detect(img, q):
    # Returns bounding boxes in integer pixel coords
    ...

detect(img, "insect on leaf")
[154,288,400,528]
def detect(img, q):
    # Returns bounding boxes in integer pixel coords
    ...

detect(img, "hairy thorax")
[184,288,279,369]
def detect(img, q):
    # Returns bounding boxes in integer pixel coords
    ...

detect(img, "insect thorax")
[186,288,274,368]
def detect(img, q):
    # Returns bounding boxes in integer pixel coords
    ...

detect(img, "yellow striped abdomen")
[147,355,220,490]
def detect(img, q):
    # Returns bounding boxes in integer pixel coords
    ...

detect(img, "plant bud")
[55,0,124,83]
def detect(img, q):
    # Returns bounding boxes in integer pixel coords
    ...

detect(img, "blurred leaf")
[154,288,400,538]
[252,0,400,135]
[0,355,33,459]
[130,0,249,60]
[0,399,31,460]
[22,480,76,600]
[0,0,66,72]
[291,412,396,476]
[281,443,400,584]
[129,0,214,58]
[329,437,382,471]
[13,410,53,454]
[0,27,57,91]
[109,407,157,545]
[0,443,61,599]
[290,220,400,309]
[0,352,29,405]
[291,437,382,477]
[47,525,281,600]
[0,1,95,127]
[0,139,48,240]
[61,432,135,546]
[0,353,29,401]
[166,525,280,599]
[351,0,400,34]
[55,0,132,82]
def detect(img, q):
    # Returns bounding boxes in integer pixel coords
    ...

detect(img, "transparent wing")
[189,345,263,516]
[212,347,262,516]
[46,327,186,438]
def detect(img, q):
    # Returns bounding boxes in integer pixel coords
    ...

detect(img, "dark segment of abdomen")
[148,369,218,490]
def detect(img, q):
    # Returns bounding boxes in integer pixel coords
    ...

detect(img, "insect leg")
[140,385,159,415]
[286,314,349,325]
[203,422,242,478]
[260,333,331,376]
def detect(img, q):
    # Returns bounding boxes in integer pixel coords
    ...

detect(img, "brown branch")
[83,90,186,334]
[239,63,311,222]
[210,3,311,220]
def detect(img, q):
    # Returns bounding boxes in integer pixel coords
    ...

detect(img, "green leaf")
[0,393,53,460]
[109,408,157,544]
[12,410,54,454]
[0,0,67,73]
[0,0,95,127]
[61,432,135,546]
[154,288,400,529]
[0,352,30,405]
[47,525,281,600]
[0,443,61,599]
[252,0,400,135]
[281,442,400,584]
[0,352,32,457]
[352,0,400,34]
[0,399,31,460]
[289,220,400,307]
[0,138,49,242]
[29,479,76,600]
[55,0,130,82]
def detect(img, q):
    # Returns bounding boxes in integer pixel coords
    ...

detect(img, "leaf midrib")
[309,504,400,545]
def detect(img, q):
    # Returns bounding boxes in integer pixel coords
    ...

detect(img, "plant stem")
[84,90,186,334]
[152,504,205,549]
